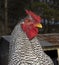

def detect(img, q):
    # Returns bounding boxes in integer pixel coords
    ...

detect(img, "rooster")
[8,10,54,65]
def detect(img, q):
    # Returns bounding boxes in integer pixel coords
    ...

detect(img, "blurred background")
[0,0,59,36]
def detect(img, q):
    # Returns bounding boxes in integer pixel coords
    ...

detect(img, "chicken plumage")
[8,10,54,65]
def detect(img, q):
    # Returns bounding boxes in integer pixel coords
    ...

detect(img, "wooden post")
[5,0,8,34]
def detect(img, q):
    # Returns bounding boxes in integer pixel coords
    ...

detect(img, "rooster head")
[21,10,42,40]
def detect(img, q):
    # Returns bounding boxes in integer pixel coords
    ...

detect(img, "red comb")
[25,10,41,23]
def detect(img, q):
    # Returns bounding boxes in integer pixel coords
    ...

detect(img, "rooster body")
[8,22,54,65]
[8,10,54,65]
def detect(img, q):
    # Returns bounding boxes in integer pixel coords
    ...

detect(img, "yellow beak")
[35,23,42,28]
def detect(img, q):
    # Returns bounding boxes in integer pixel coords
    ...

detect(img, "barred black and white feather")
[8,23,54,65]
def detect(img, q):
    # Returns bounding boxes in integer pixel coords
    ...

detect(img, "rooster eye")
[28,19,31,22]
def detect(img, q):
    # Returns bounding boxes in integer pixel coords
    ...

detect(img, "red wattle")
[21,23,38,40]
